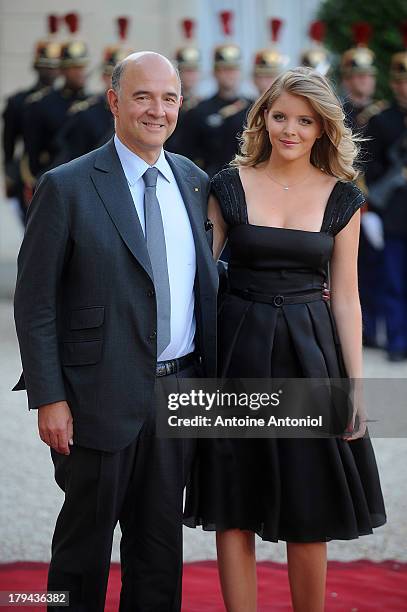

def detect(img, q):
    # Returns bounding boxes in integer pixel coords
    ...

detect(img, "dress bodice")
[211,167,365,296]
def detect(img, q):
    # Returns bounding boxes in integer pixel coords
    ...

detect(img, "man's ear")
[179,95,184,109]
[106,88,119,118]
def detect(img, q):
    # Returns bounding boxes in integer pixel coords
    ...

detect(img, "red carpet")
[0,560,406,610]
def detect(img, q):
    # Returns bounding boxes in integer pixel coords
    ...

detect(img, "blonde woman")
[184,68,386,612]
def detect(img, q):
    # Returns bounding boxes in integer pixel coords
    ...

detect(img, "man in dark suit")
[14,52,217,611]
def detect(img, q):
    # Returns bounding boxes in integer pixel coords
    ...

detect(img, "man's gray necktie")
[142,167,171,355]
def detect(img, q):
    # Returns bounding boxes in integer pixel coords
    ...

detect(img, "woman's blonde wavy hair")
[232,66,360,181]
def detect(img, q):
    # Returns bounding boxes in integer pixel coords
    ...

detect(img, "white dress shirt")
[114,135,196,361]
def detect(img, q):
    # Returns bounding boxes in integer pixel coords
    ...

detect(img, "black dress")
[184,167,386,543]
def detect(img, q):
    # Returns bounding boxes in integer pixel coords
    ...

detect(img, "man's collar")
[114,134,172,186]
[154,149,173,184]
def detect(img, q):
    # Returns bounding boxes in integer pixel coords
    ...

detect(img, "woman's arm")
[330,209,362,377]
[330,210,366,439]
[208,194,228,261]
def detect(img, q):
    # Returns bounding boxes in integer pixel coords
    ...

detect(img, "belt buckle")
[273,294,284,307]
[156,363,166,377]
[156,359,177,377]
[165,361,175,376]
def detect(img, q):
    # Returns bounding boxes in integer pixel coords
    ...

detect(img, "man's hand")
[38,401,73,455]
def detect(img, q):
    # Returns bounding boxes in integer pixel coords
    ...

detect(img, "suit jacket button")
[147,289,155,297]
[149,331,157,340]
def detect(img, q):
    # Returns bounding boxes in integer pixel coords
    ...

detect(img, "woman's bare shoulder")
[239,163,266,182]
[311,167,338,187]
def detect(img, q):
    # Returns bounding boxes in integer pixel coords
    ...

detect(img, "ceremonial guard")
[341,23,387,349]
[2,14,60,223]
[165,18,201,154]
[341,23,384,132]
[300,20,331,75]
[252,18,288,96]
[52,17,133,165]
[22,12,89,188]
[181,11,251,176]
[365,24,407,361]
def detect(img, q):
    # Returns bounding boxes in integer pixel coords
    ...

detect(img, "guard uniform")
[51,19,134,165]
[181,41,250,176]
[166,19,201,155]
[2,15,60,222]
[24,85,88,178]
[3,84,44,215]
[165,94,201,157]
[23,13,89,182]
[52,94,114,165]
[365,26,407,360]
[365,98,407,359]
[341,23,387,349]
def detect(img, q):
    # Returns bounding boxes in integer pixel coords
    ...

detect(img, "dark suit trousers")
[47,363,198,612]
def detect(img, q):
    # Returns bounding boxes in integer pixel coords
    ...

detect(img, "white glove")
[361,211,384,250]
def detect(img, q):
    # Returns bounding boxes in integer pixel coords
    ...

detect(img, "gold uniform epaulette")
[219,98,251,120]
[68,95,99,115]
[357,100,390,127]
[24,86,52,105]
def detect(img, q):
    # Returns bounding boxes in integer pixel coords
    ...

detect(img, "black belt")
[156,352,197,377]
[231,288,323,307]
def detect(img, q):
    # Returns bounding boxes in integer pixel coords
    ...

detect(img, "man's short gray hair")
[111,60,126,92]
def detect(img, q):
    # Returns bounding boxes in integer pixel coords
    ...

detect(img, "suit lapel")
[90,141,216,289]
[90,138,153,281]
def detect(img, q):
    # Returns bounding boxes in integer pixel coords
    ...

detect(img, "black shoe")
[387,351,407,362]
